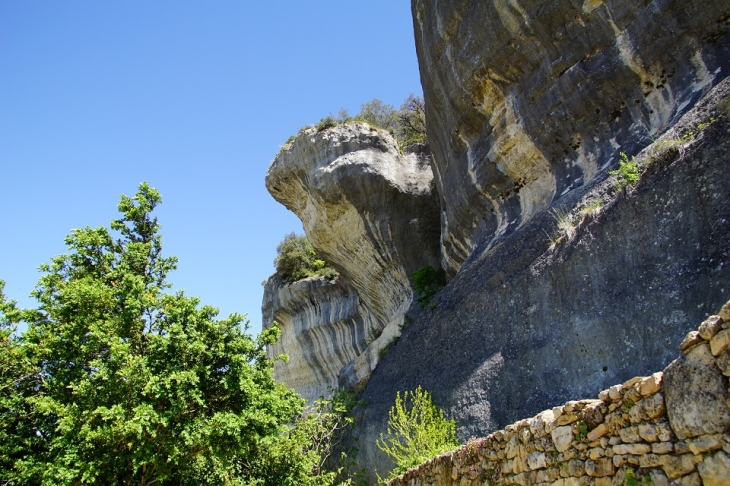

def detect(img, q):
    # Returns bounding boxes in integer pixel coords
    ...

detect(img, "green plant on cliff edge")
[376,386,460,482]
[275,232,339,284]
[610,152,639,190]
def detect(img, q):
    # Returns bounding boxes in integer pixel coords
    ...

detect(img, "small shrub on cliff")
[376,386,459,481]
[413,265,446,308]
[610,152,639,190]
[275,232,339,284]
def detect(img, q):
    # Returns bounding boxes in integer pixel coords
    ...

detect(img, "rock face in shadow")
[412,0,730,274]
[263,124,440,402]
[352,79,730,481]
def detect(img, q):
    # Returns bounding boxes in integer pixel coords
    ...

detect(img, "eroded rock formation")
[263,124,440,401]
[412,0,730,273]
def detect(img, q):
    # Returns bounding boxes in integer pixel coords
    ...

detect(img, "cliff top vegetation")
[281,94,427,152]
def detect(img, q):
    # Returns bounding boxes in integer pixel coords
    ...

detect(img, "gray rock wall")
[352,78,730,481]
[264,124,441,401]
[389,300,730,485]
[412,0,730,273]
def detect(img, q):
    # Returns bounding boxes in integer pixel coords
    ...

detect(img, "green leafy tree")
[376,386,459,480]
[395,94,427,147]
[354,98,398,134]
[0,183,332,485]
[274,233,338,285]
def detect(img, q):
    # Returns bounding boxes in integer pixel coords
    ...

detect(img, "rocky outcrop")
[389,300,730,486]
[352,78,730,481]
[264,124,440,401]
[412,0,730,274]
[261,274,366,402]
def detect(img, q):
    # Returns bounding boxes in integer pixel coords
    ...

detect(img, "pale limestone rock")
[715,350,730,376]
[680,331,703,355]
[261,275,362,402]
[661,454,697,480]
[687,436,722,454]
[638,423,659,442]
[670,472,701,486]
[710,329,730,356]
[664,343,730,439]
[265,124,440,398]
[552,426,574,453]
[652,442,675,454]
[608,384,624,401]
[698,315,723,340]
[638,372,663,397]
[613,443,651,455]
[527,451,547,470]
[585,457,614,477]
[698,451,730,486]
[587,423,607,442]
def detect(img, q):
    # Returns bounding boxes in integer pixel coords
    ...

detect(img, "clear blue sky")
[0,1,422,335]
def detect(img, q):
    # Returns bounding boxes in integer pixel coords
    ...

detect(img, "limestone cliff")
[353,77,730,480]
[263,124,440,402]
[412,0,730,274]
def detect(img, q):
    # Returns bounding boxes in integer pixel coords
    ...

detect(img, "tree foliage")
[376,386,459,481]
[274,233,338,285]
[0,183,346,486]
[354,95,427,147]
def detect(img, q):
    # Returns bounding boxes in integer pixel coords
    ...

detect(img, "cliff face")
[261,274,365,402]
[263,124,440,402]
[412,0,730,273]
[354,78,730,479]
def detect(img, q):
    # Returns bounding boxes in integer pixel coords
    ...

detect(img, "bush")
[413,265,445,308]
[275,233,339,284]
[376,386,459,480]
[610,152,639,190]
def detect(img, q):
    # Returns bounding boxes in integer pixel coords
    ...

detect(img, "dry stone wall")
[389,300,730,486]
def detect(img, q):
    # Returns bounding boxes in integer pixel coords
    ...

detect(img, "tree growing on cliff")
[275,233,339,284]
[376,386,460,480]
[0,183,337,486]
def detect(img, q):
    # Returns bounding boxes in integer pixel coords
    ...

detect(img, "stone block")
[664,343,730,439]
[660,454,696,480]
[613,443,651,455]
[639,372,663,397]
[652,442,675,454]
[680,331,704,354]
[710,329,730,356]
[552,426,574,453]
[608,385,623,401]
[698,315,723,340]
[586,424,607,442]
[638,423,659,442]
[619,426,641,443]
[697,450,730,486]
[567,459,585,477]
[687,436,722,454]
[528,452,547,470]
[669,472,701,486]
[585,457,614,477]
[715,349,730,376]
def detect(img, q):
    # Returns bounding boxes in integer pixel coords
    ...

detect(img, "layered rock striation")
[263,124,440,401]
[412,0,730,273]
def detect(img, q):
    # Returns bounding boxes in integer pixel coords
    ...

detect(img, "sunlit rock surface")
[412,0,730,273]
[263,124,440,402]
